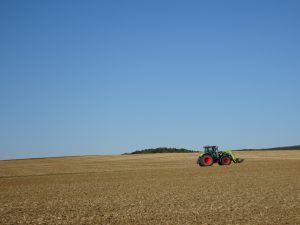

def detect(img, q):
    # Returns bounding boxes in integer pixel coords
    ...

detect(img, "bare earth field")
[0,151,299,225]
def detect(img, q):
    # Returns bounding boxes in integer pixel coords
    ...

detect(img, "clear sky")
[0,0,299,159]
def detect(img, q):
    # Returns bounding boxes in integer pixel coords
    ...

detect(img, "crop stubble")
[0,151,299,224]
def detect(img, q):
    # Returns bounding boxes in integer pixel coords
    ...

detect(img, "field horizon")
[1,145,300,161]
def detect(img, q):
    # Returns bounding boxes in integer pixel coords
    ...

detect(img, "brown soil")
[0,151,299,224]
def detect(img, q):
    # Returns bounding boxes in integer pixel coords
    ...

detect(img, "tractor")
[197,146,244,167]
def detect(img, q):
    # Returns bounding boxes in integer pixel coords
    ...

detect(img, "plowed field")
[0,151,299,224]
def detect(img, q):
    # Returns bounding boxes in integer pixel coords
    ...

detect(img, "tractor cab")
[204,145,219,159]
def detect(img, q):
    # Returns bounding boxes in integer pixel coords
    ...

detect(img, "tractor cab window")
[205,146,218,153]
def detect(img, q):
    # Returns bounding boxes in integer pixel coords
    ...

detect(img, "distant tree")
[130,147,196,154]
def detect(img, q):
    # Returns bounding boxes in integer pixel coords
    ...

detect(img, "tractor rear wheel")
[220,156,231,165]
[199,154,213,167]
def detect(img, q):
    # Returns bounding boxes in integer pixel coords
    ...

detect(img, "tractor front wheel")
[220,156,231,166]
[199,154,213,167]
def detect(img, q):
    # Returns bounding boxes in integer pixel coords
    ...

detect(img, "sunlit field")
[1,151,299,224]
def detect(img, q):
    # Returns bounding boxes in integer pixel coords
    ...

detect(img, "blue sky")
[0,0,299,159]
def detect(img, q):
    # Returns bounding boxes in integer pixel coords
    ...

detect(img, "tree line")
[130,147,196,154]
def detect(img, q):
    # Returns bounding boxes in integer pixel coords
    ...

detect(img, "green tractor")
[197,146,244,167]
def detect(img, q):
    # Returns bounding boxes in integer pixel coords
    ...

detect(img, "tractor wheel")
[220,156,231,166]
[199,154,213,167]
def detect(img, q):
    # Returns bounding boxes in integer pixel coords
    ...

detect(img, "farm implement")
[197,146,244,167]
